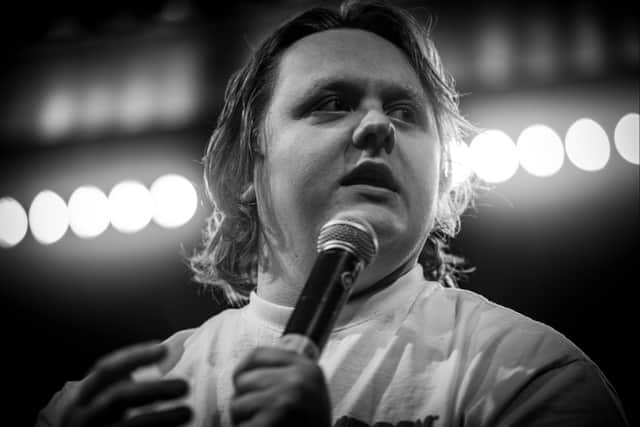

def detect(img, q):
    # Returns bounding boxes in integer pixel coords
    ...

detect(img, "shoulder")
[137,307,246,378]
[414,284,580,360]
[411,285,628,425]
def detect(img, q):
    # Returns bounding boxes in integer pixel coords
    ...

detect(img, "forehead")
[274,28,424,98]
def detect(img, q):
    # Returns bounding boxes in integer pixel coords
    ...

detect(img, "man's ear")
[241,184,256,202]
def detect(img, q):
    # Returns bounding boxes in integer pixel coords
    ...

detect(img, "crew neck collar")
[244,264,435,332]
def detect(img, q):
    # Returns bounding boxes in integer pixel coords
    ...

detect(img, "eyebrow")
[299,75,429,108]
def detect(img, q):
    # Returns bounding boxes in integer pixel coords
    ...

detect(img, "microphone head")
[316,214,378,266]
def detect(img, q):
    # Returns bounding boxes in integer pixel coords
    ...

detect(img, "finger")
[77,342,166,405]
[230,389,275,426]
[233,366,288,396]
[118,406,192,427]
[86,379,189,424]
[233,347,304,382]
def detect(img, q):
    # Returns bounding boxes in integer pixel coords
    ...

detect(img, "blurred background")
[0,0,637,424]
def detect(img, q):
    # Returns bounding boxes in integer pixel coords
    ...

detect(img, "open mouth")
[340,162,400,193]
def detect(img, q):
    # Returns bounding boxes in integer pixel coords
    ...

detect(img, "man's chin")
[326,204,406,240]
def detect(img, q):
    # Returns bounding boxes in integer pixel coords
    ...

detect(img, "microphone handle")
[281,248,363,359]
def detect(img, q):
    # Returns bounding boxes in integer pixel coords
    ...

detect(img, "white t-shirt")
[38,265,628,427]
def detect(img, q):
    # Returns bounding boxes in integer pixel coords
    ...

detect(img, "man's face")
[255,28,441,290]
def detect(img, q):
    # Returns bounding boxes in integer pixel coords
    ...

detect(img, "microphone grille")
[317,215,378,266]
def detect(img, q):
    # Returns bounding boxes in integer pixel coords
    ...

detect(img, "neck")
[256,270,301,308]
[256,249,418,308]
[348,257,416,302]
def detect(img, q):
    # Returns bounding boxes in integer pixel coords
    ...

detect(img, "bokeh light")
[118,75,157,132]
[517,124,565,177]
[151,174,198,229]
[29,190,69,245]
[565,118,610,171]
[68,186,111,238]
[108,181,153,233]
[449,140,473,187]
[40,89,76,139]
[614,113,639,165]
[158,61,198,126]
[80,84,116,132]
[0,197,29,248]
[470,129,519,183]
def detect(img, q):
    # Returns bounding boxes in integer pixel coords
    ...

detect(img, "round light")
[449,140,473,187]
[0,197,29,248]
[68,186,110,238]
[81,85,115,132]
[159,63,197,125]
[469,129,519,183]
[108,181,153,233]
[614,113,639,165]
[29,190,69,245]
[151,174,198,228]
[40,90,76,139]
[119,77,156,131]
[565,118,610,171]
[517,124,565,177]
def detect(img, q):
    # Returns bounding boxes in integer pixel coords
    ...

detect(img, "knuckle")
[97,382,130,412]
[92,392,116,414]
[275,389,297,410]
[293,364,314,383]
[229,398,243,417]
[232,367,246,385]
[233,371,245,388]
[92,356,117,376]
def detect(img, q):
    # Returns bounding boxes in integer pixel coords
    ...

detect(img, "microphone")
[280,213,378,360]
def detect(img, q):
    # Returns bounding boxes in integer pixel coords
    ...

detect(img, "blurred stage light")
[108,181,153,233]
[470,129,519,183]
[0,197,29,248]
[572,8,605,75]
[565,118,610,171]
[68,186,111,239]
[118,76,156,132]
[475,15,514,88]
[40,89,76,139]
[449,140,473,187]
[151,174,198,229]
[614,113,639,165]
[159,62,197,126]
[523,13,557,81]
[81,84,115,132]
[517,125,564,177]
[29,191,69,245]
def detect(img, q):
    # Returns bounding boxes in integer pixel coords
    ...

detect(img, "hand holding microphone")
[230,214,378,426]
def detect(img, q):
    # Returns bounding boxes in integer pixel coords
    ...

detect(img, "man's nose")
[352,110,396,155]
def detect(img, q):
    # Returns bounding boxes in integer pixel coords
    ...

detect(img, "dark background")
[0,1,637,425]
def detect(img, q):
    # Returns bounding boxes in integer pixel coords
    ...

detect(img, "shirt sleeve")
[490,357,629,427]
[456,303,629,427]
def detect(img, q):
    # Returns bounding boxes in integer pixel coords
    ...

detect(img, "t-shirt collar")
[245,264,433,332]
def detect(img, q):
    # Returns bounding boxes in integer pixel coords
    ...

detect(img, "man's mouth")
[340,162,400,193]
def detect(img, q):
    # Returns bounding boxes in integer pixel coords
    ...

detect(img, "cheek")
[407,141,441,207]
[261,129,342,224]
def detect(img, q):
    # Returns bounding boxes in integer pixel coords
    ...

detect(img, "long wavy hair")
[190,0,477,307]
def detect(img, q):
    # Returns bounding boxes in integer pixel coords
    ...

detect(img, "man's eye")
[314,96,350,112]
[387,104,418,124]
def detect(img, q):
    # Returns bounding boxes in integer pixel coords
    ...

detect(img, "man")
[38,1,628,426]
